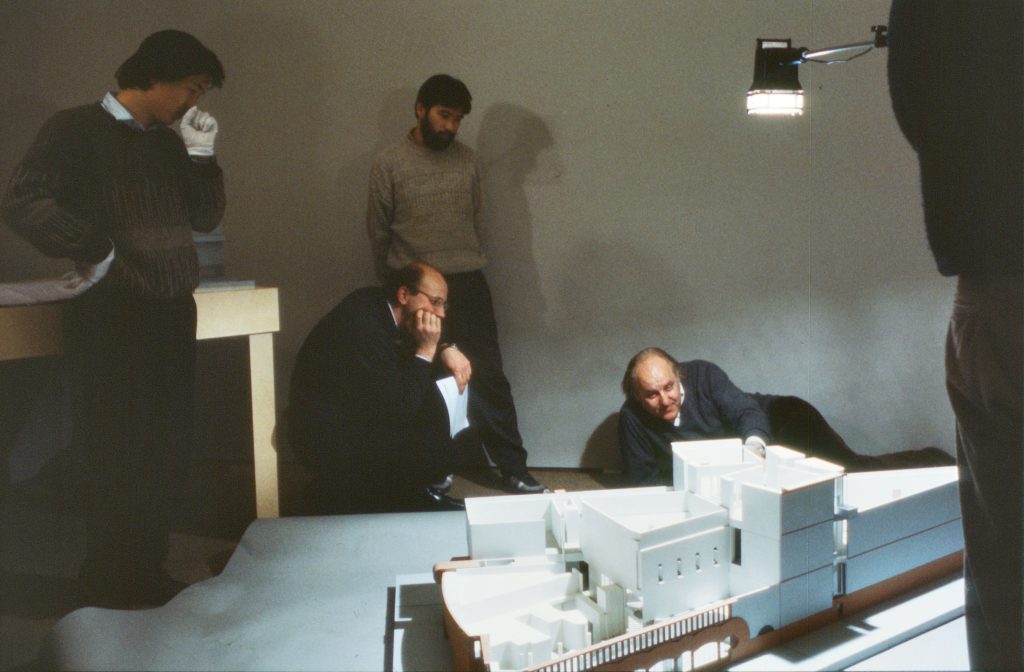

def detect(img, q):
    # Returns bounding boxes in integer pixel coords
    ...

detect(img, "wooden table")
[0,287,282,517]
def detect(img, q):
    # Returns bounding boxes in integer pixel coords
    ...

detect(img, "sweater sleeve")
[1,111,112,263]
[471,158,484,244]
[366,157,394,282]
[618,402,668,485]
[703,362,772,443]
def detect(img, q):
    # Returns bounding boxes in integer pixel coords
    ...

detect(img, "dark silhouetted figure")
[888,2,1022,668]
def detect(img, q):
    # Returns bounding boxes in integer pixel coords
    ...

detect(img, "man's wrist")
[438,342,458,352]
[416,344,438,361]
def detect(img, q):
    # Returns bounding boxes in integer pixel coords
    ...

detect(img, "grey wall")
[0,0,955,470]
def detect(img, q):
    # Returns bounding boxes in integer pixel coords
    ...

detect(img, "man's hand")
[743,436,767,460]
[440,347,472,393]
[410,309,442,360]
[63,246,115,292]
[181,106,218,156]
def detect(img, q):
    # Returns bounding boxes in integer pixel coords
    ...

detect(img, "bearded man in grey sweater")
[367,74,545,494]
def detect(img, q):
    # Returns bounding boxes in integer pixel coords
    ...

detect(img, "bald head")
[622,348,683,422]
[391,263,448,323]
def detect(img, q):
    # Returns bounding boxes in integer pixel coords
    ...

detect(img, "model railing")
[528,603,736,672]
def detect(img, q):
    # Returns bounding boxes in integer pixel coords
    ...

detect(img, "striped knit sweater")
[2,103,225,298]
[366,135,485,281]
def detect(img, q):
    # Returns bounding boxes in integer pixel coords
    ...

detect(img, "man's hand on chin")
[410,309,442,360]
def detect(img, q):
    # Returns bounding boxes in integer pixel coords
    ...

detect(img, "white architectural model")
[435,439,963,671]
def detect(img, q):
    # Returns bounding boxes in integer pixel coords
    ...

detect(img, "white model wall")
[0,1,955,469]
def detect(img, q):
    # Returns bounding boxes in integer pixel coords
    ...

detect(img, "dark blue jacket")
[618,359,773,485]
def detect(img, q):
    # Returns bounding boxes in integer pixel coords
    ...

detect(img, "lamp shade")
[747,38,805,116]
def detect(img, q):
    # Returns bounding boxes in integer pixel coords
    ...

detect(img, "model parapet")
[434,439,962,671]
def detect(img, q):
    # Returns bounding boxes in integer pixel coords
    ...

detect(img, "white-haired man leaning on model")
[618,348,954,485]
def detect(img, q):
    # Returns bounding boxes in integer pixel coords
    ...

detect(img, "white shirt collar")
[673,382,685,427]
[101,92,148,131]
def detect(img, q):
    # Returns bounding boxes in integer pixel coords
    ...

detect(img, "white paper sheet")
[0,276,85,306]
[435,376,469,437]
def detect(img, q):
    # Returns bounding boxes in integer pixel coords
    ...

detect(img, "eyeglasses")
[410,288,449,311]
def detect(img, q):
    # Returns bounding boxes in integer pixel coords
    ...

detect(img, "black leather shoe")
[425,486,465,510]
[429,473,454,494]
[501,472,549,494]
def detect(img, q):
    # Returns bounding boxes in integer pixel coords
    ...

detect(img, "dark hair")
[116,30,225,90]
[383,261,436,300]
[621,348,683,400]
[416,74,472,114]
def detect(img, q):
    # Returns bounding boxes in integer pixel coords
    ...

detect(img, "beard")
[419,116,455,151]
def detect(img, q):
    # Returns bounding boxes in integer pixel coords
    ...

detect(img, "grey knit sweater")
[2,103,225,298]
[366,135,485,280]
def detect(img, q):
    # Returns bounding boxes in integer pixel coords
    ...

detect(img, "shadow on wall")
[276,88,419,461]
[331,86,416,284]
[476,102,555,343]
[582,412,623,472]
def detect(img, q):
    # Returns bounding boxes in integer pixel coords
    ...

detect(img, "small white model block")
[731,583,782,635]
[444,562,572,622]
[843,467,960,556]
[779,565,833,624]
[593,583,627,639]
[844,520,963,594]
[638,527,732,619]
[550,496,582,552]
[841,466,962,593]
[450,565,580,662]
[671,438,761,504]
[465,496,551,559]
[440,562,630,670]
[719,460,840,537]
[580,490,727,586]
[549,487,671,553]
[730,520,835,596]
[487,601,591,670]
[465,487,671,560]
[579,490,731,622]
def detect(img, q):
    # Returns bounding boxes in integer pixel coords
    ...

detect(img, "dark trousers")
[764,395,955,472]
[946,275,1022,671]
[443,270,528,475]
[64,285,197,588]
[289,389,455,514]
[763,396,867,469]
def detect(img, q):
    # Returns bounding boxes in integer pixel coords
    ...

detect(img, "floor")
[0,458,622,671]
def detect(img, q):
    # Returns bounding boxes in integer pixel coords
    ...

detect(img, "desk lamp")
[746,25,888,116]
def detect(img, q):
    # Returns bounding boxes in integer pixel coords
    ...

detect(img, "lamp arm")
[798,25,888,63]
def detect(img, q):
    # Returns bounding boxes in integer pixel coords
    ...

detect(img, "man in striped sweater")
[2,30,226,608]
